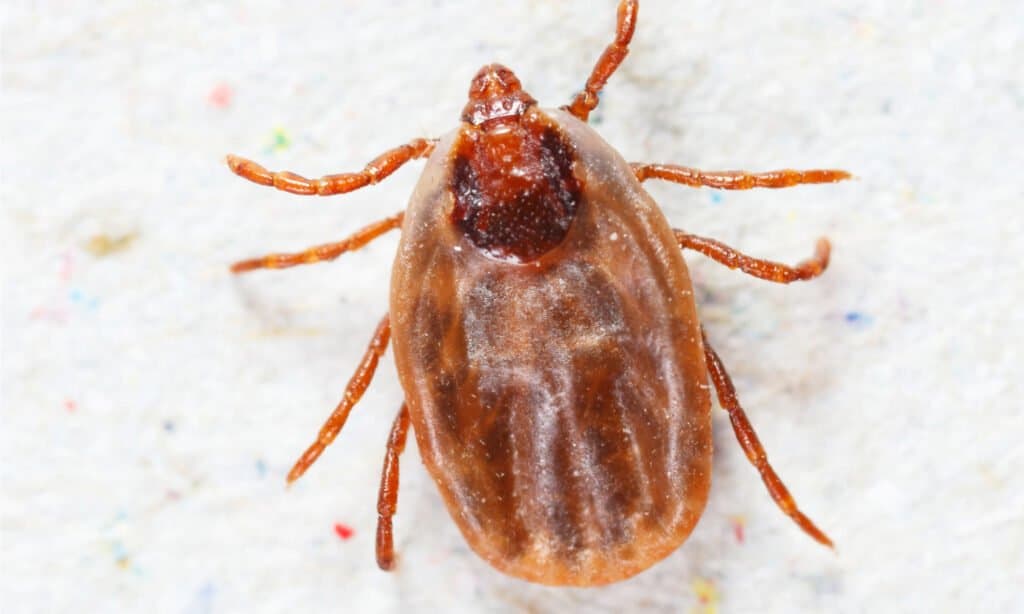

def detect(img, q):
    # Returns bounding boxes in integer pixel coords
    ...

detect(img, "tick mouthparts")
[462,63,537,127]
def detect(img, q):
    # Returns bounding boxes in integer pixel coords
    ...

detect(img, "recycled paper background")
[3,1,1021,611]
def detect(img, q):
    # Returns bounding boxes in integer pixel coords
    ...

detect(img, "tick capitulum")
[226,0,849,586]
[461,63,537,129]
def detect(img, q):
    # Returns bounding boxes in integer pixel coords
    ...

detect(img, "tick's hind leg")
[633,163,851,190]
[675,230,830,284]
[226,138,436,196]
[287,315,391,484]
[564,0,638,121]
[701,329,833,547]
[376,403,411,570]
[231,212,404,274]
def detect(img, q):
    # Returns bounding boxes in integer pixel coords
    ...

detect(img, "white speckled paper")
[3,1,1021,612]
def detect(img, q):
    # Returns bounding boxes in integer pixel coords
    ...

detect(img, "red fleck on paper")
[730,515,746,544]
[208,83,233,108]
[333,523,355,541]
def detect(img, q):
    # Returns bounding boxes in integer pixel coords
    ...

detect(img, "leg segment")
[633,163,851,189]
[376,403,411,571]
[701,329,833,547]
[231,212,404,274]
[287,315,391,484]
[676,230,830,284]
[226,138,436,196]
[565,0,638,121]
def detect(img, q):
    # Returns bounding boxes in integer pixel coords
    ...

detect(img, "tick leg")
[632,163,851,189]
[231,211,404,274]
[564,0,638,121]
[376,402,411,571]
[675,230,830,284]
[287,315,391,484]
[702,329,833,548]
[226,138,436,196]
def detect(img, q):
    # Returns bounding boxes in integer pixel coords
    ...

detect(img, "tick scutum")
[450,111,582,263]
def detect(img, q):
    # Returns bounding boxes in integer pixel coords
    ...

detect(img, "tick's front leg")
[675,230,830,284]
[376,403,411,571]
[226,138,436,196]
[230,212,404,274]
[287,315,391,484]
[701,329,833,548]
[564,0,638,121]
[633,163,851,190]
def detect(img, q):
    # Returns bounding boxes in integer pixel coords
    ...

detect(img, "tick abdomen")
[391,109,712,585]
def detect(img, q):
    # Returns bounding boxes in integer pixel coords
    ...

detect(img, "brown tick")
[226,0,850,586]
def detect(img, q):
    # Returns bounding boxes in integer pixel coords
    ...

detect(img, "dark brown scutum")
[450,111,581,263]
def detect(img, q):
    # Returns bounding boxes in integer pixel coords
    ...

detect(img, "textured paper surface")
[3,1,1022,612]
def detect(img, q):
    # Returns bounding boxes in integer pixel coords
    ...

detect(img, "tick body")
[392,107,711,584]
[227,0,849,587]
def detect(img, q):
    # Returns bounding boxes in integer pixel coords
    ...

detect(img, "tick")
[226,0,850,586]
